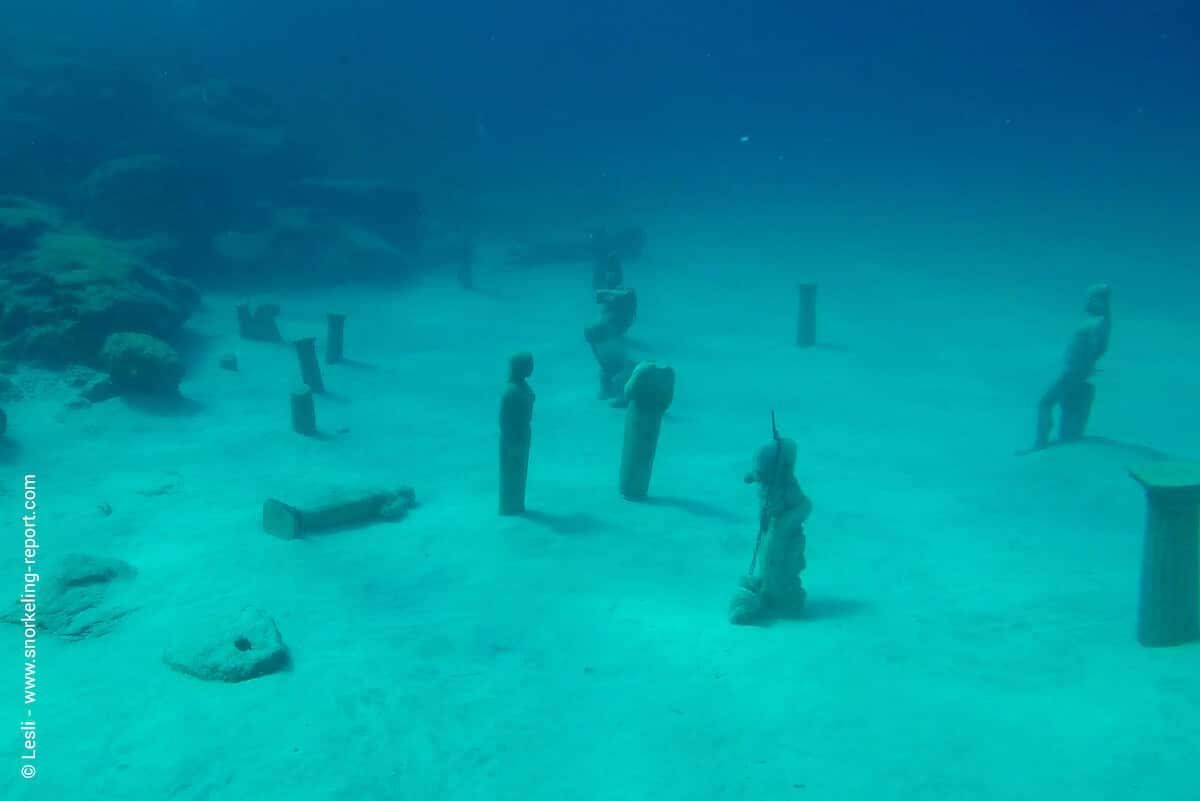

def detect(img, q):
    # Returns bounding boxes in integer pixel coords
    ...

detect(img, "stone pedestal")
[796,283,817,348]
[294,337,324,393]
[1129,462,1200,648]
[290,387,316,436]
[325,313,346,364]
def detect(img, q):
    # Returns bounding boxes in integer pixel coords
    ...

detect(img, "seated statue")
[1033,284,1111,450]
[729,434,812,625]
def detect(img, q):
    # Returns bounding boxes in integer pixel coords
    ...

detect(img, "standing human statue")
[499,352,535,515]
[1032,284,1111,450]
[729,417,812,625]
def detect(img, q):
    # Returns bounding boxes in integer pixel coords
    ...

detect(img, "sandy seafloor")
[4,207,1200,801]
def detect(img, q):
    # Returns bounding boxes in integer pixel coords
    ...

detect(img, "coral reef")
[100,332,185,395]
[0,200,198,365]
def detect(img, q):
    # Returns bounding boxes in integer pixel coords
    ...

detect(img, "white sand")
[5,211,1200,800]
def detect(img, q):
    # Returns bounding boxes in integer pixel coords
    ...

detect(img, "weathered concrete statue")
[592,251,623,291]
[595,288,638,337]
[499,352,535,515]
[729,423,812,625]
[619,361,675,500]
[584,288,638,405]
[1033,284,1111,450]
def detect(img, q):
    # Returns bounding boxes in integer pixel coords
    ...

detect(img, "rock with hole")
[163,606,289,682]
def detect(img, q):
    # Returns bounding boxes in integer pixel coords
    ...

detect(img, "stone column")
[1129,462,1200,647]
[325,313,347,364]
[619,362,676,501]
[796,283,817,348]
[294,337,325,393]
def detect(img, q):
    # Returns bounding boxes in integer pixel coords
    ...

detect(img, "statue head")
[508,351,534,381]
[1084,284,1110,316]
[745,437,797,486]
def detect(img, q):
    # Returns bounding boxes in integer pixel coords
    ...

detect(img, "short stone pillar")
[325,313,347,364]
[294,337,325,393]
[1129,461,1200,648]
[796,283,817,348]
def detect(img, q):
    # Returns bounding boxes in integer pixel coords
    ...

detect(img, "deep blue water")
[4,2,1197,256]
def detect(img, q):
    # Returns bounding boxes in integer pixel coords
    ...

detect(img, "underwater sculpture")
[585,328,636,405]
[796,283,817,348]
[499,352,536,515]
[584,288,639,405]
[592,250,623,291]
[290,386,317,436]
[294,337,325,393]
[729,415,812,625]
[595,288,638,337]
[236,303,283,342]
[619,361,675,500]
[262,486,416,539]
[1129,462,1200,647]
[1032,284,1111,450]
[325,314,347,364]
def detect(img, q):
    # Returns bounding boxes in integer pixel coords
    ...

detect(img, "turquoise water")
[2,4,1199,799]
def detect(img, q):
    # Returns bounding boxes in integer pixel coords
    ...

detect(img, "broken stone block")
[262,486,416,539]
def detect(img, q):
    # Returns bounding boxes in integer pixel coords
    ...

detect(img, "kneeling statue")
[730,416,812,625]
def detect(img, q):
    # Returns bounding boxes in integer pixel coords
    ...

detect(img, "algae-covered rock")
[163,606,290,683]
[100,332,185,394]
[0,196,59,259]
[0,213,198,364]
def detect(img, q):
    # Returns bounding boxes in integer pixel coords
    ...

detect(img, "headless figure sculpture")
[1033,284,1111,450]
[499,352,535,515]
[729,432,812,625]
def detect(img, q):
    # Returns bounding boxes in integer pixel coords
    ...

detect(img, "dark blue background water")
[4,1,1197,282]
